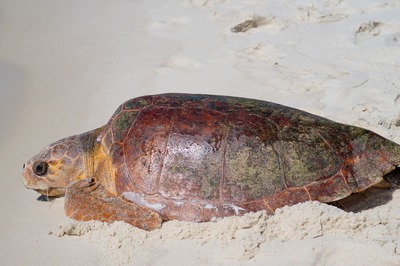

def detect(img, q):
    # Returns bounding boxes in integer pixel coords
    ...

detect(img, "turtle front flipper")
[64,179,162,230]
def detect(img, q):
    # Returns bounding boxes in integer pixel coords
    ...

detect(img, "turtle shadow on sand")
[35,188,397,221]
[334,167,400,212]
[334,187,396,213]
[37,195,56,202]
[35,188,398,213]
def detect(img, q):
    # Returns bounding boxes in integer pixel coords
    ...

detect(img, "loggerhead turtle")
[22,93,400,230]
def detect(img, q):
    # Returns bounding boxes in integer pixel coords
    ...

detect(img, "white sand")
[1,0,400,265]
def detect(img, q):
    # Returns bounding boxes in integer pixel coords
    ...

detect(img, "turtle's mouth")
[33,187,66,197]
[383,166,400,187]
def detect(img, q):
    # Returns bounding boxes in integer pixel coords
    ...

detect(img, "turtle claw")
[83,180,100,193]
[71,178,100,193]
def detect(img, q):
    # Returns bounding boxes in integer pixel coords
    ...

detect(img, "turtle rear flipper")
[64,179,162,230]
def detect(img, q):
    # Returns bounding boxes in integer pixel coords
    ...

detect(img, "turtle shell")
[98,93,400,221]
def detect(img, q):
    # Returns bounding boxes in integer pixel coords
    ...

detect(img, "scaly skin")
[65,179,162,230]
[22,133,87,197]
[22,93,400,229]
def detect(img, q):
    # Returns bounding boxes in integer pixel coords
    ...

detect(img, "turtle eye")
[33,162,48,176]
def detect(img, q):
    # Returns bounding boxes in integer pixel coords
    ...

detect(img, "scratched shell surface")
[98,94,400,221]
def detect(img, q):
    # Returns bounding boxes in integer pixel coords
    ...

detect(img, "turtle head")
[22,129,100,197]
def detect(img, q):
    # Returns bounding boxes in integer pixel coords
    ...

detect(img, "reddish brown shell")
[99,93,400,222]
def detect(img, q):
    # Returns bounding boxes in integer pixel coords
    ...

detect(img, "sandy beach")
[2,0,400,265]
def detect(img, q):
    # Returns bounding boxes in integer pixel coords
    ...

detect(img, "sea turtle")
[22,93,400,230]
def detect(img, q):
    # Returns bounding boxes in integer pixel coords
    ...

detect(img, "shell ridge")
[314,129,356,189]
[339,172,352,191]
[265,116,280,130]
[315,129,341,156]
[273,112,290,190]
[270,142,286,190]
[122,104,152,144]
[220,114,231,202]
[247,109,284,193]
[154,107,175,194]
[119,104,152,192]
[272,141,289,189]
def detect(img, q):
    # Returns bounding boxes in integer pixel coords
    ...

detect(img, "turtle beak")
[22,161,40,190]
[32,188,65,197]
[22,162,33,189]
